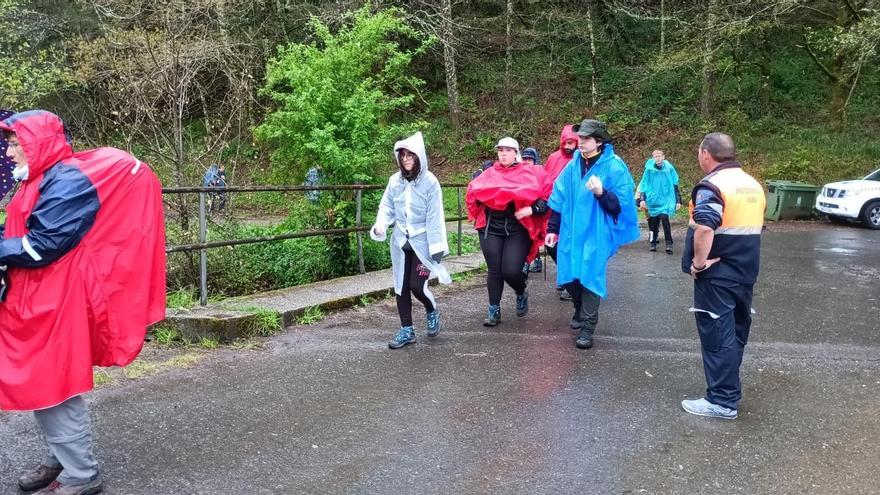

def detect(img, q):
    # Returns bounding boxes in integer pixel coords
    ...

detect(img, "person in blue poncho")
[545,119,640,349]
[202,164,218,187]
[637,149,681,253]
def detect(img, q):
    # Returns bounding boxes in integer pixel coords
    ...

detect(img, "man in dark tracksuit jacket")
[681,132,766,420]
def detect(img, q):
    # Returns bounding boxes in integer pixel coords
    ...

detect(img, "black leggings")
[648,214,672,244]
[396,248,435,327]
[479,229,531,305]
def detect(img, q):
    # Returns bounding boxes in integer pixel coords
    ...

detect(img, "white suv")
[815,168,880,229]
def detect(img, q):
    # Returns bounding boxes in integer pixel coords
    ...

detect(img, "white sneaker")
[681,398,738,419]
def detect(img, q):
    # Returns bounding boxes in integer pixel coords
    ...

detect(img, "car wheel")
[861,201,880,230]
[827,214,850,225]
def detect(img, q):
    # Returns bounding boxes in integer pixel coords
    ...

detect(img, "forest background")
[2,0,878,301]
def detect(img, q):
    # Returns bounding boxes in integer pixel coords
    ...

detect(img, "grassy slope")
[421,48,880,194]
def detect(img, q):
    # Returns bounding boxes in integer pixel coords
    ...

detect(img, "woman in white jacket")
[371,131,451,349]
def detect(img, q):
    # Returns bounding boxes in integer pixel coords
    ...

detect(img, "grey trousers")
[565,281,601,335]
[33,395,100,485]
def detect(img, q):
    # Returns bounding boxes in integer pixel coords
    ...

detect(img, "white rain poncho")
[370,132,451,296]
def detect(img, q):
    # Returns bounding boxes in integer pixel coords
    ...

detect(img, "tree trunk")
[441,0,461,129]
[660,0,665,56]
[829,52,850,124]
[700,43,714,119]
[829,3,857,124]
[700,0,717,120]
[758,33,772,111]
[587,0,598,108]
[505,0,513,114]
[172,68,189,231]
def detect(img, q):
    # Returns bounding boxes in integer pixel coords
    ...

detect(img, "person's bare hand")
[587,175,603,196]
[690,257,721,279]
[514,206,533,220]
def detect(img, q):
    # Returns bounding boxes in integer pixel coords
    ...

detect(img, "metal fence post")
[456,186,463,256]
[198,191,208,306]
[356,188,365,274]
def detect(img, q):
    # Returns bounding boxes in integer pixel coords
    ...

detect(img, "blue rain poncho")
[637,159,679,217]
[202,164,218,187]
[548,144,640,298]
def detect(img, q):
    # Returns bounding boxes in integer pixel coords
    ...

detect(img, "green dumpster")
[764,180,820,221]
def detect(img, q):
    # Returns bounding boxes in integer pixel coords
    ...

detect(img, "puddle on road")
[814,247,859,255]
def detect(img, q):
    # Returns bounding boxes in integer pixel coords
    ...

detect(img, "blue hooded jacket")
[548,144,640,298]
[202,164,219,187]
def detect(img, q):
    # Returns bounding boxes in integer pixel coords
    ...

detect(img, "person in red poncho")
[541,124,579,301]
[466,137,550,326]
[0,110,166,495]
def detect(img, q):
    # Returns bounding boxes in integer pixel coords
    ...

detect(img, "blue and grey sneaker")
[529,257,543,273]
[681,398,738,419]
[516,291,529,317]
[426,309,441,337]
[388,326,416,349]
[483,305,501,327]
[557,287,572,301]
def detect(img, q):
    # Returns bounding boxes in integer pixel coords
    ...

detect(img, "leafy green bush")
[254,6,432,185]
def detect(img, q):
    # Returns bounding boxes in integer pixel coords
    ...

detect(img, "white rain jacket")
[370,131,451,295]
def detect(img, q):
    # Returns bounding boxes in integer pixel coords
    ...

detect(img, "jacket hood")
[394,131,429,178]
[0,110,73,181]
[558,124,579,155]
[644,159,672,171]
[521,147,540,164]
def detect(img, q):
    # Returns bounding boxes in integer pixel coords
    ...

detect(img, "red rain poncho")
[543,124,579,184]
[0,111,166,411]
[466,162,551,262]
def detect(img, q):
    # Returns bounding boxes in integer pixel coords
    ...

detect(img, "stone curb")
[159,252,486,342]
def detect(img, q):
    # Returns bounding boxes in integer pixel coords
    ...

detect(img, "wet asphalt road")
[1,224,878,494]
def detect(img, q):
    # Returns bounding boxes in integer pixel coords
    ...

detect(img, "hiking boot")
[681,398,738,419]
[557,287,572,301]
[665,243,673,254]
[649,243,657,252]
[388,326,416,349]
[528,258,543,273]
[33,477,103,495]
[515,291,529,317]
[426,309,441,337]
[18,464,62,492]
[575,327,593,349]
[483,305,501,326]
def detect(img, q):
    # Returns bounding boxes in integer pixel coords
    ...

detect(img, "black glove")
[0,265,9,302]
[431,252,444,264]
